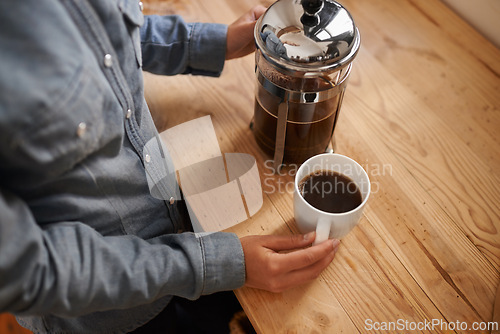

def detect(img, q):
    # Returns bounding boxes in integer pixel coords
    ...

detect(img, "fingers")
[262,240,339,293]
[259,232,316,251]
[241,233,341,293]
[276,246,338,291]
[273,238,340,272]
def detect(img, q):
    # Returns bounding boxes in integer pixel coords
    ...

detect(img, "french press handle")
[273,94,289,172]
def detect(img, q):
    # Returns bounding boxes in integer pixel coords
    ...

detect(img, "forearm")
[140,15,227,76]
[0,188,245,317]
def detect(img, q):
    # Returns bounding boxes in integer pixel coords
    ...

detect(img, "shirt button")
[77,122,87,137]
[145,154,151,163]
[138,1,144,11]
[126,109,132,119]
[169,197,175,205]
[103,54,113,68]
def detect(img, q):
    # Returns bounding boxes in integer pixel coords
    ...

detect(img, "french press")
[252,0,360,170]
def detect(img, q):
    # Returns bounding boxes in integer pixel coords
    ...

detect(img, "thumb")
[261,232,316,251]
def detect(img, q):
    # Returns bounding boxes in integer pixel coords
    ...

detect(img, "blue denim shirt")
[0,0,246,333]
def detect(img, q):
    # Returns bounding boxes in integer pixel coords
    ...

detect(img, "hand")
[226,5,267,60]
[240,232,340,293]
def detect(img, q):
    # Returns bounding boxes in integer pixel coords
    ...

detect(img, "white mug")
[294,153,370,245]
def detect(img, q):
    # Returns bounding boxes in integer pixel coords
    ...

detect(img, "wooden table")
[143,0,500,332]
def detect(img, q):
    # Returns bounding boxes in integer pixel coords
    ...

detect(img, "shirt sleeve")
[140,15,228,77]
[0,187,245,317]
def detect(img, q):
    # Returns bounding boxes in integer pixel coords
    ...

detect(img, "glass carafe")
[252,0,360,169]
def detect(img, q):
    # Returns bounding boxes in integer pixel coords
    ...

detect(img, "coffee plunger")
[252,0,360,171]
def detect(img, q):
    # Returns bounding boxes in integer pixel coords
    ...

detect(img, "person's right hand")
[240,232,340,292]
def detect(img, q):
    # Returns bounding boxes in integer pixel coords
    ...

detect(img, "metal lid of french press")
[255,0,360,72]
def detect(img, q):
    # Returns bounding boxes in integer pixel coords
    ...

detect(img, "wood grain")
[142,0,500,333]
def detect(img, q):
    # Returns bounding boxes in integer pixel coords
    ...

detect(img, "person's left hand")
[226,5,267,60]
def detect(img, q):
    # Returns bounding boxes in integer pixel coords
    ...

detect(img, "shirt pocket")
[10,63,124,179]
[118,0,144,67]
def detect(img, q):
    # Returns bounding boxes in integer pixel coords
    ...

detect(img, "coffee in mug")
[294,153,370,244]
[298,170,362,214]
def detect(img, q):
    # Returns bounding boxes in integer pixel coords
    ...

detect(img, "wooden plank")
[339,0,500,270]
[343,50,500,267]
[336,47,499,319]
[340,0,500,175]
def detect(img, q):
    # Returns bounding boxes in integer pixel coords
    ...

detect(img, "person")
[0,0,341,333]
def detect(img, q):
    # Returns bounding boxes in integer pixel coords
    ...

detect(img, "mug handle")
[313,217,331,246]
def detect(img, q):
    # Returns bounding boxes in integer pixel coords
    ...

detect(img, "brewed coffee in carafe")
[252,0,360,168]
